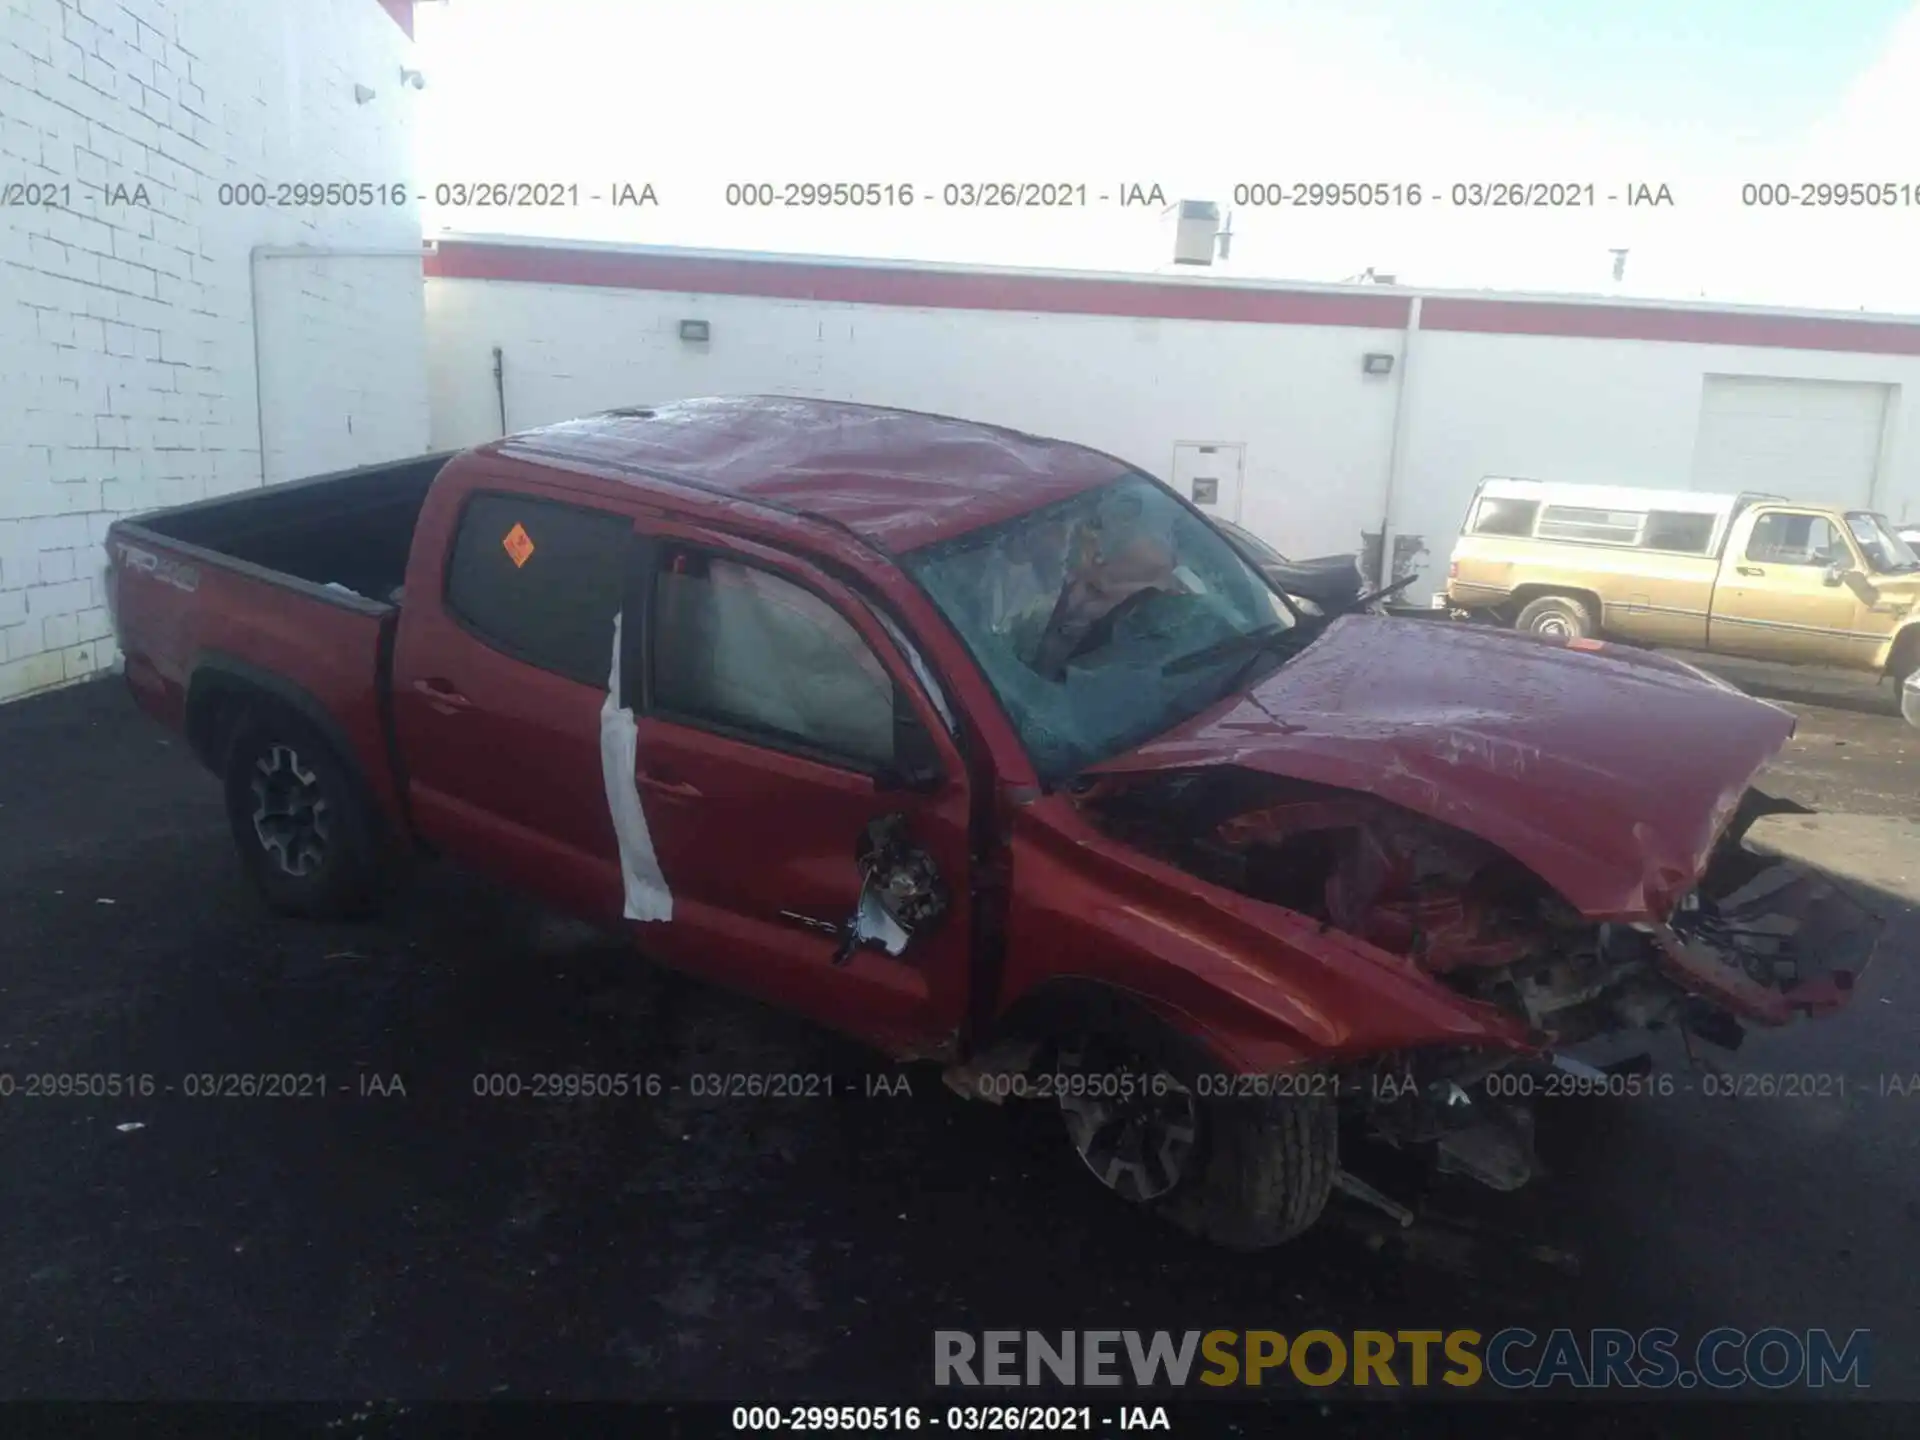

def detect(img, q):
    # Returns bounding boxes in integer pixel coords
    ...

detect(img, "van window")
[1536,505,1644,545]
[1746,513,1843,567]
[1641,511,1716,554]
[444,493,631,686]
[1470,497,1540,537]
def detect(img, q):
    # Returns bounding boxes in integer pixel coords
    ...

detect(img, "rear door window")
[1470,497,1540,536]
[444,493,631,686]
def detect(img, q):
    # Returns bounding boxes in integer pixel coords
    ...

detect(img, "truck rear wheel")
[222,712,387,920]
[1054,1035,1337,1249]
[1514,593,1596,642]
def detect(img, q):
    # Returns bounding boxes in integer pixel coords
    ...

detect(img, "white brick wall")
[0,0,429,703]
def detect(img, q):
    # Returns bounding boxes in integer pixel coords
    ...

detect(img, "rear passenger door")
[390,486,634,921]
[625,530,975,1056]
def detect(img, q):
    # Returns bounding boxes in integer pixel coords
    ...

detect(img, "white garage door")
[1690,375,1889,508]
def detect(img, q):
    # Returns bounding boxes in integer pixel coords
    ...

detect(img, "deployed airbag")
[601,613,673,922]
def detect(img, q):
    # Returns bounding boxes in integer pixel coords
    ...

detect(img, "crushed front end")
[1072,767,1884,1201]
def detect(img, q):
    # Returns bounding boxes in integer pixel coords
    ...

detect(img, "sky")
[409,0,1920,311]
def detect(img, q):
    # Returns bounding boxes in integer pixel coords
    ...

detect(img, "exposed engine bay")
[1068,765,1884,1199]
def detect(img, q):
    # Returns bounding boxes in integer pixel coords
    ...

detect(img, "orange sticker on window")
[502,523,535,568]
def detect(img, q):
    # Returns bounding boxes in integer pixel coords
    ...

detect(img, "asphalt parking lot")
[1,665,1916,1409]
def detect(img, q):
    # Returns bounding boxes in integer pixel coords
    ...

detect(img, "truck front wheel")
[1888,632,1920,688]
[1054,1036,1337,1249]
[1514,593,1596,642]
[222,713,387,920]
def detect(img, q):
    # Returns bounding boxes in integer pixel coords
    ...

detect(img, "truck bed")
[137,453,450,605]
[106,452,456,834]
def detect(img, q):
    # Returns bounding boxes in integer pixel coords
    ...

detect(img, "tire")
[222,710,388,920]
[1514,593,1595,642]
[1154,1090,1338,1250]
[1054,1031,1337,1250]
[1888,635,1920,724]
[1889,633,1920,688]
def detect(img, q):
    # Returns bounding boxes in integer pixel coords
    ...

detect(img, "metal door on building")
[1171,442,1246,522]
[1690,376,1890,510]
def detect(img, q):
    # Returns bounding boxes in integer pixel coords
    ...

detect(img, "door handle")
[1736,565,1765,577]
[411,677,473,713]
[636,771,702,800]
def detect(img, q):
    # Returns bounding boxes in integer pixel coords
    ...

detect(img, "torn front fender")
[995,794,1541,1072]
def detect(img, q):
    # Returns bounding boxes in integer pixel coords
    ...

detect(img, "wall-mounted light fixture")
[679,319,710,343]
[1362,352,1394,376]
[354,83,376,104]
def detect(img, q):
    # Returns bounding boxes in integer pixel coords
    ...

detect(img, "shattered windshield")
[905,473,1302,781]
[1846,512,1920,573]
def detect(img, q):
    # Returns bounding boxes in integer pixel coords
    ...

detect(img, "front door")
[1172,443,1245,524]
[1711,509,1869,666]
[625,531,975,1055]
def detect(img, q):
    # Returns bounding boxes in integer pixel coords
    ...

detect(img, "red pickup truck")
[105,396,1879,1248]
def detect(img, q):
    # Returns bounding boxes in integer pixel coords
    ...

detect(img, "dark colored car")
[1208,517,1370,613]
[104,396,1879,1248]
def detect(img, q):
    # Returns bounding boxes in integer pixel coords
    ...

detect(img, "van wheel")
[1515,594,1596,642]
[223,712,387,920]
[1054,1035,1336,1249]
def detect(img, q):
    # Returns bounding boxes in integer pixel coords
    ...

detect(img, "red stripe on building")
[423,242,1413,330]
[377,0,413,38]
[1422,297,1920,357]
[423,239,1920,356]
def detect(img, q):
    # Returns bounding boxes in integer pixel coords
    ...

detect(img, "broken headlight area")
[1077,768,1880,1056]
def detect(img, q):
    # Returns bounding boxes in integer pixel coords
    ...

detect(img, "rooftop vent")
[1173,200,1228,266]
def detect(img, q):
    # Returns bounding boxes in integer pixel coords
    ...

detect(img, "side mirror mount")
[831,813,951,966]
[874,689,946,795]
[874,761,943,795]
[1823,562,1848,588]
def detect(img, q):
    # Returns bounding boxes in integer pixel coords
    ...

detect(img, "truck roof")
[1476,476,1761,515]
[484,395,1130,552]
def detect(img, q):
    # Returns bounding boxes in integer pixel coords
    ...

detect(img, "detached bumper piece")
[1657,859,1883,1027]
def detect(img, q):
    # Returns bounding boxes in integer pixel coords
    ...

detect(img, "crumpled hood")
[1088,616,1797,921]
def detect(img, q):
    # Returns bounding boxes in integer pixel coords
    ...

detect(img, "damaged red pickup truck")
[106,397,1881,1248]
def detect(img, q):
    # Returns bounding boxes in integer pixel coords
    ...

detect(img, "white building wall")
[426,278,1408,562]
[0,0,428,703]
[425,266,1920,605]
[1397,331,1920,589]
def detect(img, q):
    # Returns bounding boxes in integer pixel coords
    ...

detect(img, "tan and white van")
[1445,478,1920,686]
